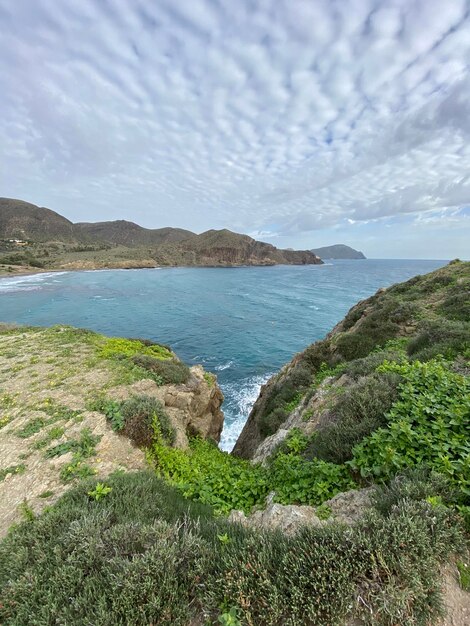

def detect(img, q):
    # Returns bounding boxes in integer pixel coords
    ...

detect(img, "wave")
[219,372,273,452]
[0,272,69,293]
[215,360,234,371]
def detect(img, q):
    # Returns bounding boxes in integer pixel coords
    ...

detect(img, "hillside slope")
[0,325,223,536]
[0,198,322,270]
[74,220,195,246]
[233,260,470,459]
[0,198,76,242]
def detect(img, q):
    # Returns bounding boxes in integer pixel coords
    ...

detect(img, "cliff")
[0,324,223,536]
[1,264,469,626]
[233,260,470,460]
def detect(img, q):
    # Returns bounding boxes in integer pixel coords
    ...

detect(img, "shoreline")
[0,261,327,280]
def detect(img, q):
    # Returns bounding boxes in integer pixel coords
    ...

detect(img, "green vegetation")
[98,337,172,361]
[351,360,470,499]
[0,471,465,625]
[1,262,469,624]
[31,426,65,450]
[44,427,101,460]
[0,464,26,481]
[457,561,470,591]
[151,433,354,514]
[304,371,400,464]
[131,354,190,384]
[91,394,175,447]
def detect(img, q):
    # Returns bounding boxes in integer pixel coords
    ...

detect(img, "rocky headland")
[0,197,322,274]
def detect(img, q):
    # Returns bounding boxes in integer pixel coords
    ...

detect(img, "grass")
[0,464,26,481]
[457,561,470,591]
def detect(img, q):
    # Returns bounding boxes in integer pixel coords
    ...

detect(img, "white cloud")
[0,0,469,255]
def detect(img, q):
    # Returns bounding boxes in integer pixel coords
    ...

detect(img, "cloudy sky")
[1,0,469,258]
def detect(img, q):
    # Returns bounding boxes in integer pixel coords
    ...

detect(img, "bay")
[0,259,447,449]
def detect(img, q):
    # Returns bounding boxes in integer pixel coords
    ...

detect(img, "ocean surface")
[0,259,447,450]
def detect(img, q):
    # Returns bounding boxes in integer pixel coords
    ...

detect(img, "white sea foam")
[219,372,273,452]
[215,360,234,371]
[0,272,68,293]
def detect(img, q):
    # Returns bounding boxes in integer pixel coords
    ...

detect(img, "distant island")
[0,198,322,274]
[310,244,366,259]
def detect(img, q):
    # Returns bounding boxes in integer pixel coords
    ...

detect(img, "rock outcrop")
[228,487,373,534]
[0,325,224,536]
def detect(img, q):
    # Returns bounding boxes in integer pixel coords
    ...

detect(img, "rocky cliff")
[233,260,470,460]
[0,324,223,536]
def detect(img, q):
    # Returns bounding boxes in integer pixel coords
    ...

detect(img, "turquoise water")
[0,259,447,449]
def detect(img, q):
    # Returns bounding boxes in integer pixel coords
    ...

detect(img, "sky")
[0,0,469,259]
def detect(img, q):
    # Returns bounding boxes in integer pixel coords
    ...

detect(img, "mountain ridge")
[0,198,322,271]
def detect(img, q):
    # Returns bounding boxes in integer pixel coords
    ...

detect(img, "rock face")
[110,365,224,448]
[228,487,373,535]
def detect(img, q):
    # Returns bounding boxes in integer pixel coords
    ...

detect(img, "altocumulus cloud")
[0,0,469,254]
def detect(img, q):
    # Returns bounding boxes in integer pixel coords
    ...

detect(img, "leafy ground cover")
[0,470,465,626]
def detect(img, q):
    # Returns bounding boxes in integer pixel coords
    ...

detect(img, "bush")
[305,373,400,464]
[0,472,464,626]
[270,452,355,505]
[259,407,288,437]
[259,365,312,435]
[131,355,190,385]
[439,291,470,322]
[152,438,270,514]
[373,468,457,516]
[120,395,175,447]
[351,360,470,503]
[407,318,470,361]
[335,299,417,361]
[98,337,172,361]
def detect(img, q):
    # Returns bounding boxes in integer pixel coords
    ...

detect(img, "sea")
[0,259,447,450]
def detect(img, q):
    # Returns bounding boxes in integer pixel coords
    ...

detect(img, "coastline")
[0,260,326,280]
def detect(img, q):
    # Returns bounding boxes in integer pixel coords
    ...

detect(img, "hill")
[0,198,322,271]
[0,198,75,242]
[154,228,321,266]
[310,244,366,259]
[74,220,195,247]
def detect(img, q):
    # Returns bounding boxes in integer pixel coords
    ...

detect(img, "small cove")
[0,259,447,449]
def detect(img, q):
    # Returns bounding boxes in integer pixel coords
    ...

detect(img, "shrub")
[259,365,313,434]
[407,318,470,361]
[439,290,470,322]
[305,373,400,464]
[98,337,172,361]
[259,407,288,437]
[0,472,465,626]
[270,452,355,505]
[120,395,175,447]
[152,438,269,514]
[335,299,417,361]
[351,360,470,502]
[373,468,457,516]
[131,355,190,385]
